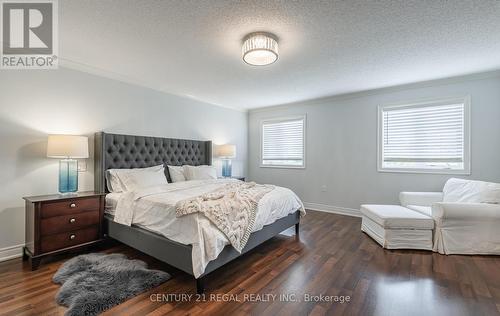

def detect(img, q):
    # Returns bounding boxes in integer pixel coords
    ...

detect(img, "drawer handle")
[69,234,76,240]
[70,203,76,208]
[69,218,76,223]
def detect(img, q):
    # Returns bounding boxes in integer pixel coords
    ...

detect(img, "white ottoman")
[360,204,434,250]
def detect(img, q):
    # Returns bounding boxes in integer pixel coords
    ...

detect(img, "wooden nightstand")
[219,176,246,181]
[23,191,105,270]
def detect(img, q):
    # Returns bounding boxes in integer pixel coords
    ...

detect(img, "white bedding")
[112,178,305,277]
[105,192,121,216]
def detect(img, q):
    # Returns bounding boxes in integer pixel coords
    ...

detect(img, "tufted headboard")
[94,132,212,193]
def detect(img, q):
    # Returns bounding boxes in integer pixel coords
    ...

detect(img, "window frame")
[377,96,471,175]
[260,115,306,169]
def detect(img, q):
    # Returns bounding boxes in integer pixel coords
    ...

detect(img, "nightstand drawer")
[40,211,100,236]
[41,197,100,218]
[40,226,99,253]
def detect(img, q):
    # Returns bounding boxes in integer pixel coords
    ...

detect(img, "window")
[378,97,470,174]
[261,116,305,168]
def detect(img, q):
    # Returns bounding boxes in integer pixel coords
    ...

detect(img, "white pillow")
[183,165,217,180]
[443,178,500,204]
[106,170,124,193]
[119,169,168,191]
[167,165,186,183]
[106,165,164,192]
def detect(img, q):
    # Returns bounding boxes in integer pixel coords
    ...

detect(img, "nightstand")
[23,191,105,270]
[219,176,245,181]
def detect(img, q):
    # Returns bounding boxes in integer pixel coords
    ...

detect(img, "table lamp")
[47,135,89,194]
[215,144,236,178]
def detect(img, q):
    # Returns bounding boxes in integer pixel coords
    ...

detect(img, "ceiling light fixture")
[242,32,278,66]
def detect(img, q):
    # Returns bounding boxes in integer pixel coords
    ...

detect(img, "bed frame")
[94,132,300,293]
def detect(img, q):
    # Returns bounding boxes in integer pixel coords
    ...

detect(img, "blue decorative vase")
[221,159,232,178]
[59,159,78,193]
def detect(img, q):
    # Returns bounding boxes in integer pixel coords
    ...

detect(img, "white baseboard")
[304,202,361,218]
[0,244,24,262]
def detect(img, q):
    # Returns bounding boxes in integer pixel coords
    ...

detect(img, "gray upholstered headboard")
[94,132,212,193]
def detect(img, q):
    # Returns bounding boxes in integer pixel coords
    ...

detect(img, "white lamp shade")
[47,135,89,158]
[215,144,236,158]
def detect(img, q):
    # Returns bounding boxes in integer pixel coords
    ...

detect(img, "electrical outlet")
[77,160,87,172]
[321,185,327,192]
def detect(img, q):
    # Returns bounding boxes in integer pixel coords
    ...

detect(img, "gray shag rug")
[53,253,170,316]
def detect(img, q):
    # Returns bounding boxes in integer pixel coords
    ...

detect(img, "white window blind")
[379,97,470,174]
[261,117,305,167]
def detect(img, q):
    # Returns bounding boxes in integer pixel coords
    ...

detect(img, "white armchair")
[431,202,500,254]
[399,178,500,255]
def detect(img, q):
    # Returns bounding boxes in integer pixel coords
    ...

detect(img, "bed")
[94,132,303,293]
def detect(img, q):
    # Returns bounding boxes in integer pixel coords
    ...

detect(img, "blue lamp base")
[59,159,78,194]
[221,159,232,178]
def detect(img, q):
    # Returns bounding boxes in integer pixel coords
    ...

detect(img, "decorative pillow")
[106,165,164,192]
[119,167,168,191]
[183,165,217,180]
[167,165,186,183]
[443,178,500,204]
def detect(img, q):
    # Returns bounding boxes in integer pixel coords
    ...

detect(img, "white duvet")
[112,179,305,277]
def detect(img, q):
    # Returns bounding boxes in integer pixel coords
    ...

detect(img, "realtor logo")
[1,0,58,69]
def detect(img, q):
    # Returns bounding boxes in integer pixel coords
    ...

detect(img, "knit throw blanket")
[175,182,275,252]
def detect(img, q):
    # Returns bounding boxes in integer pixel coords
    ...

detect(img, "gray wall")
[0,67,247,257]
[2,67,499,260]
[248,73,500,214]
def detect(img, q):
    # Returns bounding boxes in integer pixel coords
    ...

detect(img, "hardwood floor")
[1,210,499,316]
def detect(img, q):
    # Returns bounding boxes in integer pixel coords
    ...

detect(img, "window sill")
[377,167,471,175]
[260,165,305,169]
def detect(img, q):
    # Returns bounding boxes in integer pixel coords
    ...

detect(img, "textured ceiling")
[60,0,500,110]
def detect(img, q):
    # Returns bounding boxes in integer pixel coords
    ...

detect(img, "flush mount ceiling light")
[242,32,279,66]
